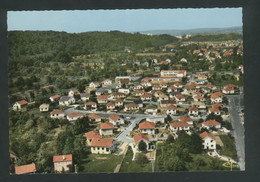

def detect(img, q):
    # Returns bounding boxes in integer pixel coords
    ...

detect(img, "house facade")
[53,154,73,172]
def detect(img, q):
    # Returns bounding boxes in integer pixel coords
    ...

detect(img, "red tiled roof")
[97,95,108,100]
[91,138,113,147]
[100,122,114,130]
[107,102,115,106]
[15,163,36,175]
[72,89,78,93]
[176,94,185,99]
[67,112,84,118]
[200,131,215,140]
[51,94,60,99]
[152,85,162,88]
[209,107,220,112]
[174,82,182,86]
[160,82,167,85]
[185,85,196,89]
[202,120,220,126]
[139,121,155,129]
[85,101,97,106]
[89,113,101,119]
[115,98,124,102]
[85,130,101,139]
[18,100,28,105]
[198,74,207,77]
[161,100,177,104]
[194,96,204,99]
[50,110,64,115]
[170,121,189,127]
[53,154,73,163]
[155,90,163,94]
[167,104,177,110]
[136,90,145,93]
[133,132,149,143]
[189,106,199,111]
[212,103,222,108]
[113,92,125,96]
[168,86,177,89]
[109,114,120,121]
[206,84,216,88]
[125,103,139,108]
[179,116,193,122]
[223,87,234,91]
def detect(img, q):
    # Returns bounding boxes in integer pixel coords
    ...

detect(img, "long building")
[160,70,187,77]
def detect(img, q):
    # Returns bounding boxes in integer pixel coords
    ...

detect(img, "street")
[227,94,245,170]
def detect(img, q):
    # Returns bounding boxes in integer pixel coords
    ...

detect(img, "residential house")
[222,84,237,94]
[15,163,36,175]
[188,106,199,116]
[160,70,187,77]
[97,95,108,104]
[166,105,177,115]
[50,110,65,119]
[113,92,126,99]
[53,154,73,172]
[134,84,144,90]
[115,99,124,107]
[85,130,101,145]
[145,105,158,115]
[154,90,164,97]
[160,100,177,107]
[160,82,168,88]
[139,121,156,134]
[200,131,216,150]
[210,92,223,103]
[59,96,75,106]
[183,84,196,94]
[139,93,153,102]
[179,116,193,125]
[90,138,114,154]
[109,114,124,126]
[89,81,100,88]
[118,88,132,94]
[208,107,221,115]
[135,90,146,96]
[141,81,152,87]
[170,121,190,132]
[101,79,113,86]
[89,113,102,122]
[106,102,115,110]
[174,82,183,88]
[99,123,114,136]
[146,117,165,124]
[175,94,186,102]
[80,92,90,101]
[124,103,139,111]
[67,112,84,121]
[152,85,162,90]
[85,101,97,110]
[191,101,206,109]
[13,100,28,111]
[198,74,207,80]
[68,89,79,97]
[202,120,221,129]
[194,95,205,102]
[49,94,60,102]
[167,86,177,93]
[206,84,217,91]
[158,94,169,102]
[39,104,49,112]
[133,132,152,152]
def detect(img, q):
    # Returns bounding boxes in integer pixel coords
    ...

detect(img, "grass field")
[219,135,238,161]
[119,148,152,173]
[80,154,123,173]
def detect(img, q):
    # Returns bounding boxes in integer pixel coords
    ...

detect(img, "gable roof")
[53,154,73,163]
[89,113,101,119]
[50,110,64,115]
[202,120,220,126]
[80,93,90,98]
[18,100,28,106]
[85,130,101,140]
[189,106,199,111]
[100,122,114,130]
[91,138,113,147]
[125,103,139,108]
[67,112,84,118]
[170,121,189,127]
[139,121,156,129]
[179,116,193,122]
[109,114,120,121]
[85,101,97,106]
[134,132,149,143]
[15,163,36,175]
[200,131,215,140]
[50,94,60,99]
[59,96,72,102]
[107,102,115,106]
[97,95,108,100]
[167,104,177,110]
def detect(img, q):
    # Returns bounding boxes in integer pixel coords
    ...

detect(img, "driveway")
[227,94,245,170]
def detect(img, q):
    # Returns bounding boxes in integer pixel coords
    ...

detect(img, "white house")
[88,113,102,122]
[59,96,75,106]
[124,103,139,111]
[133,133,153,152]
[146,117,165,124]
[118,88,131,94]
[101,79,113,86]
[89,81,100,88]
[13,100,28,111]
[202,120,221,129]
[166,105,177,115]
[90,138,114,154]
[109,114,124,126]
[49,94,60,102]
[200,131,216,150]
[145,105,158,115]
[39,104,49,112]
[208,107,221,115]
[67,112,84,121]
[160,70,186,77]
[68,89,79,97]
[170,121,190,132]
[106,102,115,110]
[188,106,199,116]
[179,116,193,125]
[97,95,108,104]
[80,93,90,101]
[99,123,114,136]
[50,110,65,119]
[139,121,156,134]
[85,101,97,110]
[53,154,73,172]
[141,93,153,101]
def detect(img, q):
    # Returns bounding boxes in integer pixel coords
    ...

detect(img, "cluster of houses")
[12,67,240,174]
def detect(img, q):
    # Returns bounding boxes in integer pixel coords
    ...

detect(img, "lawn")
[80,154,123,173]
[119,148,152,173]
[219,135,238,161]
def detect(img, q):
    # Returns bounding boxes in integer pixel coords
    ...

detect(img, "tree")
[136,153,149,166]
[138,140,147,153]
[166,134,175,144]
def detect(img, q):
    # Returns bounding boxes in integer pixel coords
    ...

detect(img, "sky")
[7,8,242,33]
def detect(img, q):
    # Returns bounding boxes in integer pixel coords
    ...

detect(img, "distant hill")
[138,26,242,36]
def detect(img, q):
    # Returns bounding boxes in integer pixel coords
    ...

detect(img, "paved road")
[227,94,245,170]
